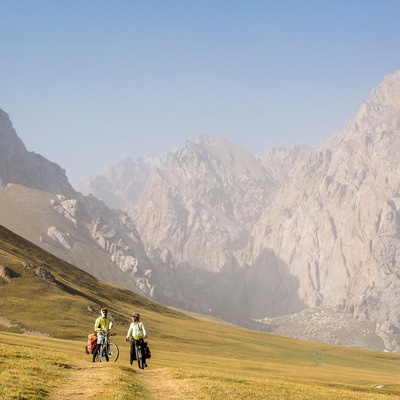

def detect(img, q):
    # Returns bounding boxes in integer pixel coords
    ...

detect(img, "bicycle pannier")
[144,344,151,359]
[86,332,97,354]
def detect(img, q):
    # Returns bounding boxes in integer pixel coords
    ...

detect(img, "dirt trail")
[51,361,116,399]
[53,360,198,400]
[137,367,200,399]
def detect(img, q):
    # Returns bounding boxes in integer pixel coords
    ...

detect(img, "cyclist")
[92,307,110,362]
[125,312,147,366]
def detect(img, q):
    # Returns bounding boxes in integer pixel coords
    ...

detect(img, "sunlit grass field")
[1,332,399,400]
[1,224,400,399]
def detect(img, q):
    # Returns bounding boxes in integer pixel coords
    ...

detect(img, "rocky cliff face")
[132,136,278,271]
[248,70,400,332]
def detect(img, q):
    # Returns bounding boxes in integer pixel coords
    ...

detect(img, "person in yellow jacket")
[92,308,110,362]
[125,312,147,366]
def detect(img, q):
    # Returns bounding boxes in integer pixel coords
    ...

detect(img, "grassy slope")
[1,224,400,399]
[0,183,143,289]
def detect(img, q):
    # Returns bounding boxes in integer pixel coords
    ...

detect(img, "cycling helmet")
[101,308,108,318]
[131,312,140,319]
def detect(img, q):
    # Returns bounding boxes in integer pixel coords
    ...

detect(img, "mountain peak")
[0,107,75,197]
[349,70,400,134]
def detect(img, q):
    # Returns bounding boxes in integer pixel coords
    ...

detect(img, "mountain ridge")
[0,109,74,197]
[2,70,400,350]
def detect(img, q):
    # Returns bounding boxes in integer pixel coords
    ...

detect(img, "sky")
[1,0,400,186]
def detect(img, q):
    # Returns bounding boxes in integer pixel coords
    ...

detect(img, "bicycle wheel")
[101,342,119,363]
[94,347,102,363]
[136,346,145,369]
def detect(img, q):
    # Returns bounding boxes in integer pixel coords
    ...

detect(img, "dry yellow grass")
[1,332,400,400]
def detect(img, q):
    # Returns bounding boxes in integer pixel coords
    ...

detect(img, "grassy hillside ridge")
[0,183,147,292]
[1,224,400,399]
[0,223,185,339]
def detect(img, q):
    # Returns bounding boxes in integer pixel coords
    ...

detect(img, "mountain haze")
[3,71,400,350]
[78,71,400,349]
[78,153,171,211]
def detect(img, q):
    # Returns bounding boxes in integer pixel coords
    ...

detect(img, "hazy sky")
[1,0,400,186]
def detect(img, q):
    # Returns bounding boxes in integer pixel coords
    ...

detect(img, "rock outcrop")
[0,264,11,282]
[35,267,56,282]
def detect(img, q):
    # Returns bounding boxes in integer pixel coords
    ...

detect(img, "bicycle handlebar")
[99,330,116,336]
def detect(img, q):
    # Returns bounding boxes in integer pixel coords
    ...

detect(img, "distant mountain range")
[2,70,400,350]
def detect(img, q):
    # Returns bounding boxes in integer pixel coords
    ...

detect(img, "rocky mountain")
[247,70,400,337]
[0,109,74,197]
[78,153,171,211]
[133,137,278,269]
[78,138,318,320]
[4,70,400,351]
[78,70,400,350]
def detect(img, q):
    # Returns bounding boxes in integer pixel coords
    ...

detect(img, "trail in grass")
[52,360,115,399]
[54,363,200,399]
[137,367,199,400]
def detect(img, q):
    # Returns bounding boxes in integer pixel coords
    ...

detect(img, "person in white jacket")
[125,312,148,366]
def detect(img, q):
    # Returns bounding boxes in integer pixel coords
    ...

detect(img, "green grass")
[1,224,400,399]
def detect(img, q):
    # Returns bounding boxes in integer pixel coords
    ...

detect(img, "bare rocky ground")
[257,307,400,352]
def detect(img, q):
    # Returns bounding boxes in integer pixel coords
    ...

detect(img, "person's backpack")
[85,332,97,354]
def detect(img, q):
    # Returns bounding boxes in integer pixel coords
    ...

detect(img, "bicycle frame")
[95,332,119,363]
